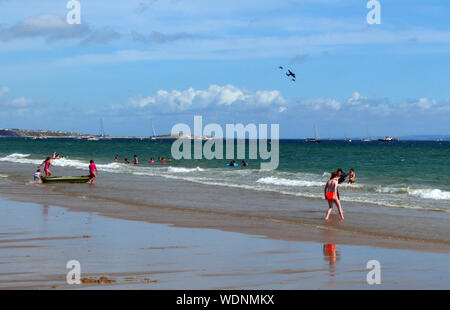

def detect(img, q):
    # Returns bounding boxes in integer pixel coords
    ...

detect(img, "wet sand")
[0,197,449,289]
[0,165,449,254]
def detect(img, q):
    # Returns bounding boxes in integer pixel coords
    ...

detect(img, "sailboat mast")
[100,119,105,137]
[151,119,156,137]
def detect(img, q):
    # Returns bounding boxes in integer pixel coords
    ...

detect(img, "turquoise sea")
[0,138,449,214]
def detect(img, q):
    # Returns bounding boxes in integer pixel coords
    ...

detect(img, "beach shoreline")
[1,196,449,290]
[0,171,449,255]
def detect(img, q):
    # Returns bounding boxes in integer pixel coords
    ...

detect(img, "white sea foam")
[0,153,41,165]
[1,152,449,212]
[407,188,450,200]
[256,176,323,187]
[4,153,31,159]
[167,167,204,173]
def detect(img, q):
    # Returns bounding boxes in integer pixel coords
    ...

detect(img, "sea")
[0,138,448,212]
[0,138,449,244]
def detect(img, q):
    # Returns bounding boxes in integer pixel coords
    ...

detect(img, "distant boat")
[98,119,111,140]
[378,136,398,142]
[150,119,157,140]
[361,126,372,142]
[306,125,321,143]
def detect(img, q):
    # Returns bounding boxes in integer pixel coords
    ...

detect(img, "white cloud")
[0,14,89,42]
[415,98,436,110]
[125,84,286,113]
[301,98,342,111]
[347,91,368,105]
[7,97,33,108]
[0,86,35,111]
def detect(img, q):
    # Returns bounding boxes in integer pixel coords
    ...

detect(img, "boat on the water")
[306,125,321,143]
[378,136,398,142]
[41,176,90,183]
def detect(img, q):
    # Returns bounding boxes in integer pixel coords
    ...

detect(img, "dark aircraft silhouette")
[279,66,284,69]
[286,70,296,79]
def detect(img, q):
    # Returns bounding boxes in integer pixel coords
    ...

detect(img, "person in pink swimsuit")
[324,171,344,221]
[89,160,98,184]
[38,157,53,177]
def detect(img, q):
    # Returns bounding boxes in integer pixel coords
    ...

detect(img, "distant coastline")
[0,128,212,140]
[0,128,448,141]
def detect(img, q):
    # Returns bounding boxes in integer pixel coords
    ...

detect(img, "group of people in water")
[323,168,355,221]
[34,151,356,222]
[114,155,173,165]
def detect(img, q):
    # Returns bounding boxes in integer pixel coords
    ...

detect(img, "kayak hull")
[41,176,90,184]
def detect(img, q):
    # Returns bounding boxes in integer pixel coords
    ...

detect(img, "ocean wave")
[1,152,449,210]
[256,176,323,187]
[0,153,41,165]
[407,188,450,200]
[3,153,31,159]
[167,166,204,173]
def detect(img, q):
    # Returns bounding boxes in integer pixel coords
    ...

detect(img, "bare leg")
[325,199,333,220]
[334,198,344,220]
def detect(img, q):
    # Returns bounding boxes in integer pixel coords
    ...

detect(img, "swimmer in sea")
[348,168,355,184]
[114,155,119,162]
[149,157,155,163]
[133,155,139,165]
[124,157,131,164]
[52,152,56,159]
[38,157,53,177]
[324,172,344,221]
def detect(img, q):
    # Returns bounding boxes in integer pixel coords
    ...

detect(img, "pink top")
[89,163,97,174]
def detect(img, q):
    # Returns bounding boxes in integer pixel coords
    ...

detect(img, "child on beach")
[38,157,52,177]
[34,169,41,183]
[324,172,344,221]
[89,160,98,184]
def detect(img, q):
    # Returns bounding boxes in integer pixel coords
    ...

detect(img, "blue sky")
[0,0,449,138]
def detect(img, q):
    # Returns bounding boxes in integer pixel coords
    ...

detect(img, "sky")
[0,0,449,138]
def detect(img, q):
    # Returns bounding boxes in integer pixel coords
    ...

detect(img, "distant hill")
[0,128,86,138]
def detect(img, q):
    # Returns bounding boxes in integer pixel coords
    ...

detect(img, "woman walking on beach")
[38,157,53,177]
[324,172,344,221]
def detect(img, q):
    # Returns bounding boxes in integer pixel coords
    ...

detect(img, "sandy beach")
[0,195,449,290]
[0,152,449,289]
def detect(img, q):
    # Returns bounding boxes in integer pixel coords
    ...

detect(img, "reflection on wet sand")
[323,243,339,277]
[43,205,49,216]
